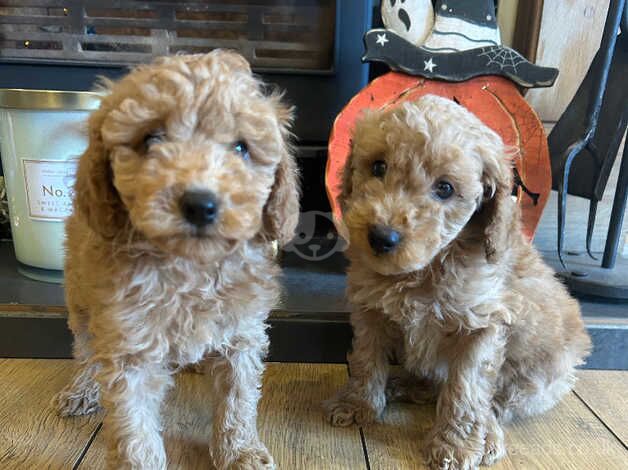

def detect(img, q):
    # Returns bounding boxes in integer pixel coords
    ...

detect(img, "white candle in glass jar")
[0,89,100,280]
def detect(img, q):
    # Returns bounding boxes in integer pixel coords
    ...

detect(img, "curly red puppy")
[326,95,590,469]
[54,50,299,469]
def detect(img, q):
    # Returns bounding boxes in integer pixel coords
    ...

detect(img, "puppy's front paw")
[323,397,379,427]
[424,433,482,470]
[53,382,100,417]
[215,444,275,470]
[233,446,274,470]
[481,423,506,466]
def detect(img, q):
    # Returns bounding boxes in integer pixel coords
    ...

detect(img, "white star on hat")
[376,33,389,46]
[423,58,437,72]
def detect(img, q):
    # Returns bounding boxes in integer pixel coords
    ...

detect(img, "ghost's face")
[381,0,434,46]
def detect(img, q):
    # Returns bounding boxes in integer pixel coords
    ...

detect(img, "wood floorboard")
[0,359,103,470]
[361,374,628,469]
[574,370,628,446]
[360,401,434,469]
[259,363,366,470]
[78,363,365,470]
[2,361,627,469]
[502,391,627,469]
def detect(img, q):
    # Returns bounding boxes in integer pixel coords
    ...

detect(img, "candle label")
[22,159,79,221]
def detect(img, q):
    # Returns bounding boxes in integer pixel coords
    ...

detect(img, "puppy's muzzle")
[368,225,401,254]
[180,190,219,228]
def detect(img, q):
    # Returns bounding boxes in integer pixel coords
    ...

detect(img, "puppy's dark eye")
[371,160,387,178]
[234,141,250,160]
[143,130,165,149]
[434,180,455,200]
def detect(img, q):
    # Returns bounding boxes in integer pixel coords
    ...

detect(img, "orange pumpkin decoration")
[326,73,551,241]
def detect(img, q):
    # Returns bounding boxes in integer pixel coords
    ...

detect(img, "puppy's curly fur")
[325,95,591,469]
[53,51,299,469]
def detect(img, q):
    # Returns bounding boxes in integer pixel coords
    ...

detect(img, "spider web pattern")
[478,47,527,72]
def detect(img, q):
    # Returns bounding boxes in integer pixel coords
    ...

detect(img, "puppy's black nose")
[368,225,401,254]
[180,190,219,227]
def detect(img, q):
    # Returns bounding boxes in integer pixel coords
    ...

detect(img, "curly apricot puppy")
[325,95,590,469]
[53,51,299,469]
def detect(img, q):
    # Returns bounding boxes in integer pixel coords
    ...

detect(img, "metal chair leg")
[601,140,628,268]
[558,141,587,269]
[586,200,599,260]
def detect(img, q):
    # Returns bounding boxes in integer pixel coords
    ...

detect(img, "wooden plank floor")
[0,360,626,470]
[0,359,103,469]
[574,370,628,445]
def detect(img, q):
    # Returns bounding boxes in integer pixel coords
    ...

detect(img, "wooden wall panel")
[525,0,610,121]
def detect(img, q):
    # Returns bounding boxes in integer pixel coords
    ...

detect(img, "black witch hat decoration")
[366,0,559,88]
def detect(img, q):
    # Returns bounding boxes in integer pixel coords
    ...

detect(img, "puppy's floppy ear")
[262,98,300,246]
[477,144,516,263]
[74,99,127,239]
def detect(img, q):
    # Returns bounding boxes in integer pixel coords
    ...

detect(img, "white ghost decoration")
[381,0,434,46]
